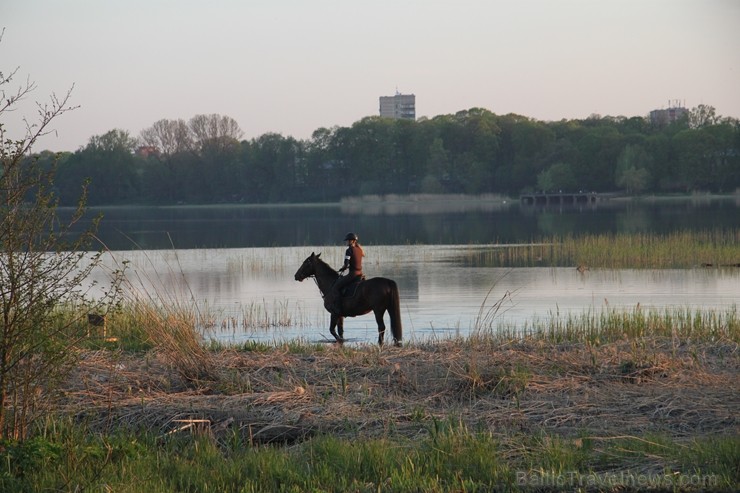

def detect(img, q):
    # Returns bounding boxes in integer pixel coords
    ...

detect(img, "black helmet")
[344,232,358,241]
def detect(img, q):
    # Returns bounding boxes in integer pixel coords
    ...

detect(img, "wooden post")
[87,313,107,338]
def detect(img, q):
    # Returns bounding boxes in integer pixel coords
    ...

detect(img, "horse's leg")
[388,281,403,347]
[329,314,344,344]
[329,314,340,343]
[374,308,387,346]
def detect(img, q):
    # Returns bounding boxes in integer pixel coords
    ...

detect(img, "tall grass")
[103,247,217,382]
[464,230,740,268]
[517,305,740,344]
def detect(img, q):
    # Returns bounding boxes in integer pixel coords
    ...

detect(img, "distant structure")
[649,99,688,126]
[135,145,159,158]
[379,91,416,120]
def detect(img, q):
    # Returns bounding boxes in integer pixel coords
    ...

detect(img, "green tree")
[57,129,142,205]
[673,128,717,191]
[536,162,577,192]
[421,138,448,193]
[615,144,653,194]
[689,104,719,129]
[300,127,341,201]
[246,133,302,202]
[505,115,555,193]
[138,119,193,202]
[1,45,122,440]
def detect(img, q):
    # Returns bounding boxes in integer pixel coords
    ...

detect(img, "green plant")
[0,35,124,441]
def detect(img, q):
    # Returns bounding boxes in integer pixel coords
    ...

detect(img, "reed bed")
[461,229,740,268]
[518,304,739,344]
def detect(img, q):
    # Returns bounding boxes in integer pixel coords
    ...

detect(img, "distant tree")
[58,129,142,204]
[689,104,719,129]
[86,128,139,153]
[18,97,740,203]
[139,118,193,157]
[300,127,341,201]
[139,119,194,202]
[673,128,717,191]
[615,144,653,194]
[189,114,243,153]
[421,138,448,193]
[571,122,622,191]
[704,120,740,191]
[536,162,577,192]
[506,115,555,193]
[246,133,301,202]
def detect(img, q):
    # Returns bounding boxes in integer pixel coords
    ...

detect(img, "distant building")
[379,92,416,120]
[649,100,688,126]
[135,145,159,158]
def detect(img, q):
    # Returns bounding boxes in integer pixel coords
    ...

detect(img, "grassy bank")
[3,305,738,492]
[4,418,736,492]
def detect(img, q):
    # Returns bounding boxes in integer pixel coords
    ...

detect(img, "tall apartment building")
[649,100,688,126]
[379,92,416,120]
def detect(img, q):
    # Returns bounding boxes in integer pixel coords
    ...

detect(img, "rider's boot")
[324,293,341,315]
[331,298,342,315]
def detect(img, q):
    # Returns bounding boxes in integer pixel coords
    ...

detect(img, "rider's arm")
[338,248,350,272]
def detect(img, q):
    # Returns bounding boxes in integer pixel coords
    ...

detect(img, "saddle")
[338,275,365,298]
[325,275,366,316]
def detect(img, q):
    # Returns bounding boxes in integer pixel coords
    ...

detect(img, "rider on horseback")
[328,232,364,315]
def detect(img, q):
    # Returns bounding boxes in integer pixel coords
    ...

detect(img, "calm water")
[80,196,740,250]
[82,197,740,345]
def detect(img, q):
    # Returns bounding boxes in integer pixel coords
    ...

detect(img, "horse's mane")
[313,254,338,279]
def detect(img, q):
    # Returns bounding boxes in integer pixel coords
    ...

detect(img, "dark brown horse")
[294,252,402,346]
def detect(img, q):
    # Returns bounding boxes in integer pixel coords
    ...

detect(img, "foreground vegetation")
[2,304,738,492]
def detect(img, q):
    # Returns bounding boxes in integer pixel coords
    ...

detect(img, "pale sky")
[2,0,739,152]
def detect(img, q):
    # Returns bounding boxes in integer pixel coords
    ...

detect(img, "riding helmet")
[344,232,358,241]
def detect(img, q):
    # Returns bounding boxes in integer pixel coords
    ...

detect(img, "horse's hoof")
[394,341,402,348]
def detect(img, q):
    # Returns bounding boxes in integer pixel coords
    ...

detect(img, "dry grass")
[60,336,739,449]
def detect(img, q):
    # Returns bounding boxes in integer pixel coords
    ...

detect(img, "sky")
[2,0,739,152]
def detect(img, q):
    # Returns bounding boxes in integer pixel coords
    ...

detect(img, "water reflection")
[88,245,740,345]
[65,197,740,250]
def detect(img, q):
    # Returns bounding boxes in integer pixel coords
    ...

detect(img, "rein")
[308,257,338,299]
[311,276,325,299]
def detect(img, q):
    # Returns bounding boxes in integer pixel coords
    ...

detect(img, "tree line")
[32,105,740,206]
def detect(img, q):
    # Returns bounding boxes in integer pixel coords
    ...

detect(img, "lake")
[82,195,740,250]
[81,196,740,345]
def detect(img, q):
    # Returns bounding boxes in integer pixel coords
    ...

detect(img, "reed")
[462,229,740,268]
[517,305,739,345]
[105,248,218,382]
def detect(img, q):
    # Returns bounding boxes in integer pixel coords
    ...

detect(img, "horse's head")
[294,252,321,281]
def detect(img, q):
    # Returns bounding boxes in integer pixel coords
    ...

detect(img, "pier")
[520,192,600,206]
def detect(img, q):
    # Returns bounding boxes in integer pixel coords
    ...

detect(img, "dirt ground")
[62,337,739,445]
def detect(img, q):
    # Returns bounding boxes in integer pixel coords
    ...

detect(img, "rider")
[328,232,365,315]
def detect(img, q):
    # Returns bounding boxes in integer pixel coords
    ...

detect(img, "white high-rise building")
[379,92,416,120]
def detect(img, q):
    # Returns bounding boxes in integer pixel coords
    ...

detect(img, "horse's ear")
[317,252,321,258]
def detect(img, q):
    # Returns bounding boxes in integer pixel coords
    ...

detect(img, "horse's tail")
[388,280,403,344]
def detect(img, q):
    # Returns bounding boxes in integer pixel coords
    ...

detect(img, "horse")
[294,252,402,346]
